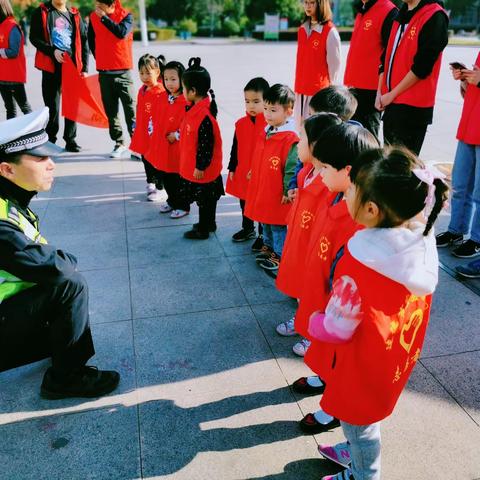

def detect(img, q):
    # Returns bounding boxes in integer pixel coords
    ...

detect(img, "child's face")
[303,0,318,19]
[139,67,159,88]
[182,84,197,102]
[264,102,292,128]
[345,183,380,227]
[320,163,352,192]
[244,90,264,117]
[297,126,312,164]
[164,69,181,95]
[95,1,114,14]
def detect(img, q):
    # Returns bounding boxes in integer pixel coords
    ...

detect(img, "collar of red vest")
[40,2,79,15]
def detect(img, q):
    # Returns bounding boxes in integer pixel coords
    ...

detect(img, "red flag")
[61,55,109,129]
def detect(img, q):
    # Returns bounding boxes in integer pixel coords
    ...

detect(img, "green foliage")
[445,0,478,16]
[223,17,240,35]
[178,17,197,34]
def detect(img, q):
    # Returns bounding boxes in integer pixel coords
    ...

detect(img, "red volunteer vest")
[179,97,223,184]
[146,92,187,172]
[344,0,396,90]
[129,83,165,156]
[34,3,82,74]
[276,166,330,298]
[226,113,267,201]
[0,17,26,83]
[294,21,333,96]
[381,3,446,108]
[296,199,360,338]
[456,52,480,145]
[90,3,133,71]
[317,247,432,425]
[244,129,299,225]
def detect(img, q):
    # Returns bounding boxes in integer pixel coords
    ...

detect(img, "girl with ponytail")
[179,57,224,240]
[307,147,448,480]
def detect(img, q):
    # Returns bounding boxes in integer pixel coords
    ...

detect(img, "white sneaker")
[293,338,311,357]
[159,203,173,213]
[146,183,156,194]
[276,317,297,336]
[110,144,128,158]
[146,185,161,202]
[170,209,189,219]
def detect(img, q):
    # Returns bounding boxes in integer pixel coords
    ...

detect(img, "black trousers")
[351,106,381,141]
[0,83,32,119]
[239,199,255,232]
[164,172,190,211]
[142,157,164,189]
[42,67,77,144]
[0,272,95,374]
[198,198,218,233]
[383,116,428,156]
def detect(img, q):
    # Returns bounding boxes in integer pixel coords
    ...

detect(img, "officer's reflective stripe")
[0,270,35,303]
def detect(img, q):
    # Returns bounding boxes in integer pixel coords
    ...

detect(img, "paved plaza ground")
[0,41,479,479]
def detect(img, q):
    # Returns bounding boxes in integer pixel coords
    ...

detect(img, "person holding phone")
[436,52,480,264]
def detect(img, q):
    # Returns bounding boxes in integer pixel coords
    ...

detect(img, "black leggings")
[0,83,32,119]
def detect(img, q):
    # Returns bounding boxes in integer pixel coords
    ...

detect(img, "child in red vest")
[226,77,269,246]
[146,60,189,219]
[129,54,165,202]
[309,147,448,480]
[294,0,341,129]
[245,84,299,275]
[179,57,224,240]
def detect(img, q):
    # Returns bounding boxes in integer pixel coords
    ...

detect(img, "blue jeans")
[448,141,480,243]
[341,420,381,480]
[262,223,287,256]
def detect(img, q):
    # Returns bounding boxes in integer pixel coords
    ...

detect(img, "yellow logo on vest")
[300,209,314,229]
[269,156,280,171]
[408,26,417,40]
[364,19,372,30]
[312,39,320,49]
[317,235,331,260]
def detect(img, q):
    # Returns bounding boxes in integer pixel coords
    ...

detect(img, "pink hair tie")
[412,165,447,218]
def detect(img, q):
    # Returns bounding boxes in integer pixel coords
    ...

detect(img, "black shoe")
[232,229,256,242]
[40,366,120,400]
[251,235,264,252]
[193,222,217,233]
[452,239,480,258]
[299,413,340,434]
[258,252,280,271]
[65,142,82,153]
[255,245,274,262]
[436,231,463,248]
[292,376,326,395]
[184,228,209,240]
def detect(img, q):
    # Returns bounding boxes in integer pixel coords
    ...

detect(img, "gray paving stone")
[127,225,224,267]
[130,256,247,318]
[82,267,131,324]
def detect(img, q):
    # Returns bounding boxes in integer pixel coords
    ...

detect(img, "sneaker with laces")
[255,245,273,262]
[146,184,161,202]
[110,144,128,158]
[251,235,264,252]
[276,317,297,336]
[452,239,480,258]
[436,231,463,248]
[456,258,480,278]
[232,229,256,242]
[159,203,173,213]
[170,209,189,219]
[40,366,120,399]
[293,338,311,356]
[321,469,355,480]
[318,442,351,468]
[258,252,280,271]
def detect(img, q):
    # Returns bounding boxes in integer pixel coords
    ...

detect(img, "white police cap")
[0,107,63,157]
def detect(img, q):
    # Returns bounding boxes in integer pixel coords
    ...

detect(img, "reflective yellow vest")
[0,197,47,303]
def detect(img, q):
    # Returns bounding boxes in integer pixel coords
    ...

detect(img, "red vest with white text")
[0,17,26,83]
[344,0,396,90]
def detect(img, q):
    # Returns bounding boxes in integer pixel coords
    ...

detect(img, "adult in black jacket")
[0,108,120,399]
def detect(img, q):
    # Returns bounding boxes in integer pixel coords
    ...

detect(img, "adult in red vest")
[88,0,135,158]
[344,0,397,138]
[376,0,448,155]
[437,53,480,265]
[29,0,87,152]
[0,0,32,119]
[294,0,341,129]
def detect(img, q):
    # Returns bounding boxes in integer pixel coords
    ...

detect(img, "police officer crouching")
[0,108,120,399]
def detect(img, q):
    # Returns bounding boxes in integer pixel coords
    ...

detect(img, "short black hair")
[0,152,23,164]
[244,77,270,97]
[264,84,295,108]
[304,112,342,147]
[309,85,358,121]
[97,0,115,6]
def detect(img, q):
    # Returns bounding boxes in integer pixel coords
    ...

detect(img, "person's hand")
[287,188,297,202]
[166,132,176,143]
[246,169,252,180]
[54,49,65,63]
[281,195,290,204]
[95,6,106,17]
[462,66,480,86]
[374,91,383,111]
[380,91,395,109]
[451,67,464,81]
[228,171,234,181]
[193,168,204,180]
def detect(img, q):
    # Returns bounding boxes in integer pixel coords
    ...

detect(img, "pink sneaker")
[319,442,351,468]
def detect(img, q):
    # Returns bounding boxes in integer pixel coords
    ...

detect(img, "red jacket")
[344,0,396,90]
[0,17,26,83]
[146,92,187,172]
[244,129,299,225]
[34,3,82,73]
[296,198,360,338]
[129,84,165,156]
[179,97,223,184]
[317,247,432,425]
[226,113,267,201]
[457,52,480,145]
[295,21,333,96]
[90,2,133,71]
[381,2,445,108]
[276,166,330,298]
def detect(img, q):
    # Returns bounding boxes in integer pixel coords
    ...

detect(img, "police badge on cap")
[0,108,64,157]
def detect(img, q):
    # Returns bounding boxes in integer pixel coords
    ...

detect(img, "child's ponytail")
[208,89,218,118]
[422,177,449,236]
[157,54,166,74]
